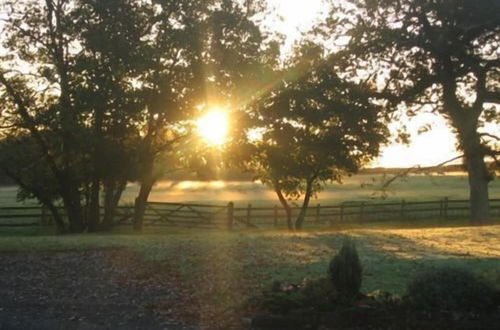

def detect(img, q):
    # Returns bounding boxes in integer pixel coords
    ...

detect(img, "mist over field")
[124,175,500,206]
[3,174,498,207]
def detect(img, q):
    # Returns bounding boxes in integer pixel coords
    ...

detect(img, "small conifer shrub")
[328,239,362,299]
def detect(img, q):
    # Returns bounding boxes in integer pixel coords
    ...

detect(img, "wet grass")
[0,223,499,294]
[1,222,499,327]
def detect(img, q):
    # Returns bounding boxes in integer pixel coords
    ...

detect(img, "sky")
[270,0,465,168]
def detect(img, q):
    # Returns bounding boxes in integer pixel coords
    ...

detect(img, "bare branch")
[480,133,500,141]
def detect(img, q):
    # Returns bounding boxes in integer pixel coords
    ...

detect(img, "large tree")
[230,43,388,230]
[72,0,147,231]
[0,0,151,232]
[129,0,275,230]
[0,0,89,232]
[320,0,500,222]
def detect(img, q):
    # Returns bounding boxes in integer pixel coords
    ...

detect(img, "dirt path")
[0,250,199,330]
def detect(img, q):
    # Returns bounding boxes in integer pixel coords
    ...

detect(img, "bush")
[406,266,498,312]
[328,239,362,299]
[246,281,301,314]
[300,277,337,310]
[248,278,337,314]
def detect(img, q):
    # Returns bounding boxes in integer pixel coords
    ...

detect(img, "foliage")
[0,136,60,204]
[229,42,389,230]
[300,277,338,310]
[319,0,500,221]
[248,282,303,314]
[248,277,337,314]
[0,0,275,232]
[406,266,498,311]
[328,239,362,300]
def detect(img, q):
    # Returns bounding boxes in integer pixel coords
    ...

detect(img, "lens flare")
[196,108,229,146]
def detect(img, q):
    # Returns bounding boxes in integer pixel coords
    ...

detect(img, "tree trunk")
[274,185,293,231]
[102,180,127,230]
[45,202,66,234]
[464,140,491,223]
[87,179,100,232]
[62,188,85,233]
[440,60,492,224]
[133,176,154,232]
[295,179,314,230]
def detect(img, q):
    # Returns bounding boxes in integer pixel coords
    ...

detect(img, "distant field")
[1,174,499,207]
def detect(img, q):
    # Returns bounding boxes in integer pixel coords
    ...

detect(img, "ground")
[0,222,499,329]
[0,249,199,330]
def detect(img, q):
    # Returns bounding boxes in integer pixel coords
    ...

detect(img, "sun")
[196,108,230,146]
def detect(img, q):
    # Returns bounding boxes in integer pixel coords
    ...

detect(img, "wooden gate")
[141,202,228,228]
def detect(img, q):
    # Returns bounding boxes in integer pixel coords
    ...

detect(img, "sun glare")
[196,108,229,146]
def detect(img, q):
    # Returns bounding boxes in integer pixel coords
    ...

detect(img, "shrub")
[251,290,303,314]
[328,239,362,299]
[406,266,498,312]
[248,278,337,314]
[246,281,302,314]
[300,277,337,310]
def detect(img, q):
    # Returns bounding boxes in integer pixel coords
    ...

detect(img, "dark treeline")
[0,0,498,233]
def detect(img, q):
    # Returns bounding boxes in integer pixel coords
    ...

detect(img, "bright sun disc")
[196,108,229,146]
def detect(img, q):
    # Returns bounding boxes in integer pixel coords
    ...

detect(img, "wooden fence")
[1,198,499,229]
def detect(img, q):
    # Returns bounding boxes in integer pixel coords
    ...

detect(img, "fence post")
[246,203,252,227]
[443,197,448,220]
[227,201,234,230]
[360,202,365,221]
[400,199,406,219]
[273,205,278,227]
[439,199,443,217]
[315,204,321,224]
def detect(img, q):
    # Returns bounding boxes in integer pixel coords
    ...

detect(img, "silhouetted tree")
[0,0,88,232]
[320,0,500,222]
[0,0,151,232]
[230,43,388,230]
[129,0,276,230]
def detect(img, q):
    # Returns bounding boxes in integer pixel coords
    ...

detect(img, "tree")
[320,0,500,222]
[230,43,388,230]
[72,0,148,231]
[129,0,275,231]
[0,0,146,232]
[0,0,87,232]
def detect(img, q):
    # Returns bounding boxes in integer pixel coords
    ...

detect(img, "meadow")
[1,173,499,207]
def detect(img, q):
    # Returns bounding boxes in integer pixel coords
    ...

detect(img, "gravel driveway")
[0,250,199,330]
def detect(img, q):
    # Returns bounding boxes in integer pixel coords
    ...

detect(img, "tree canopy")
[229,43,388,230]
[318,0,500,222]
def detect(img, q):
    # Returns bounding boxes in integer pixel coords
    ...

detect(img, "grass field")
[1,174,499,327]
[1,223,499,327]
[1,174,500,207]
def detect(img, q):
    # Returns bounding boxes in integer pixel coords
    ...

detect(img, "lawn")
[1,223,499,328]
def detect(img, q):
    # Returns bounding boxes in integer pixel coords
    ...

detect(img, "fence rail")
[1,198,499,229]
